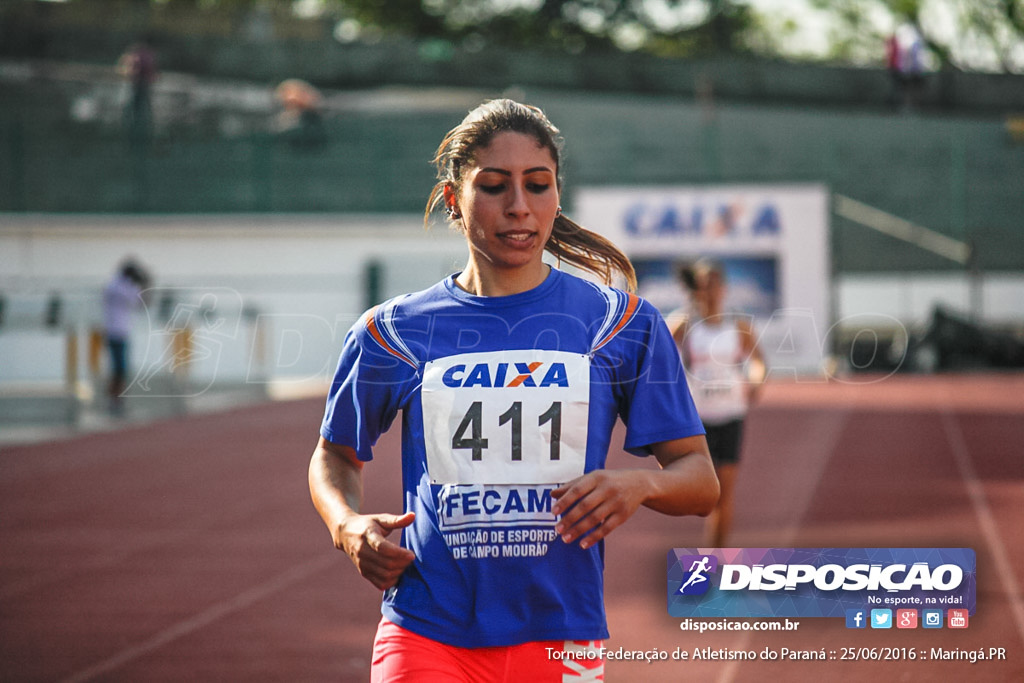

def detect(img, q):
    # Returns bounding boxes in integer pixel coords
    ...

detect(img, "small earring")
[447,206,461,219]
[556,206,563,217]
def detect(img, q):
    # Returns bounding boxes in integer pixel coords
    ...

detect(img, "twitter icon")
[871,609,893,629]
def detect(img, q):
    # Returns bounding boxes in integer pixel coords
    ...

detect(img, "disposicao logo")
[667,548,976,619]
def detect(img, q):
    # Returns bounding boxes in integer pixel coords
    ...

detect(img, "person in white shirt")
[668,260,765,547]
[102,259,149,413]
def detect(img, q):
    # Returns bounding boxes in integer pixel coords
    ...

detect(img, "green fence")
[2,86,1022,274]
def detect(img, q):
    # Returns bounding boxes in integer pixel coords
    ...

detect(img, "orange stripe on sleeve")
[366,311,416,368]
[594,293,640,351]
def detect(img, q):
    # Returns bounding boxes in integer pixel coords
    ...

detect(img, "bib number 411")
[422,350,588,485]
[452,400,562,463]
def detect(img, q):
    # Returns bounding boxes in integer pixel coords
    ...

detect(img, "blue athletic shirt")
[320,267,704,648]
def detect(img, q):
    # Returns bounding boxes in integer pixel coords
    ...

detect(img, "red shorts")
[371,618,605,682]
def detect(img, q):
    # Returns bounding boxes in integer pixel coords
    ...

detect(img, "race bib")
[422,350,589,485]
[691,365,746,410]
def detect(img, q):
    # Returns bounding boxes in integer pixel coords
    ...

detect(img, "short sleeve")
[618,303,705,455]
[319,314,416,461]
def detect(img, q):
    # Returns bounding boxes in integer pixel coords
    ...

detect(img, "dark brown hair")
[676,258,725,292]
[425,99,637,292]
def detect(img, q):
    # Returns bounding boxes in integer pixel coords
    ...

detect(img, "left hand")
[551,470,649,550]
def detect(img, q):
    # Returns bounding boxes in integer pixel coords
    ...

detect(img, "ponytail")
[547,214,637,293]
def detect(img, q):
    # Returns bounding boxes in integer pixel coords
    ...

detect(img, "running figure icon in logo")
[677,555,718,595]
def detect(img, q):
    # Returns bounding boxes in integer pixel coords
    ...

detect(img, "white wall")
[0,214,467,388]
[2,214,1021,388]
[836,273,1024,329]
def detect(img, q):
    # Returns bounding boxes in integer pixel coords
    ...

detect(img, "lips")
[497,230,536,245]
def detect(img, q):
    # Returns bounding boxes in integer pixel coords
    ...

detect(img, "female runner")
[309,99,719,682]
[669,260,765,548]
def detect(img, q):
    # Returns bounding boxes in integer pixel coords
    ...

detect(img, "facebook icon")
[846,609,867,629]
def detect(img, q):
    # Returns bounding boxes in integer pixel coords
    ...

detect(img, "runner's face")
[452,131,559,274]
[693,271,726,316]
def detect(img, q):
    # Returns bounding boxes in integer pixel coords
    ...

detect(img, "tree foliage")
[806,0,1024,72]
[55,0,1024,72]
[333,0,756,57]
[328,0,1022,71]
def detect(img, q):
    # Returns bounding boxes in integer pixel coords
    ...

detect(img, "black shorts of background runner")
[703,420,744,467]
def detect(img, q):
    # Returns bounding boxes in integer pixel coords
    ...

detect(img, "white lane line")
[60,553,337,683]
[941,410,1024,646]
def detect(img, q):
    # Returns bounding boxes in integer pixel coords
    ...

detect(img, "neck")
[455,261,550,297]
[697,303,722,319]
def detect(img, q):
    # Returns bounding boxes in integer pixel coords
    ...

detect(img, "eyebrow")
[478,166,554,176]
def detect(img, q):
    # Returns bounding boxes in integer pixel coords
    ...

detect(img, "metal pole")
[967,239,982,324]
[364,259,383,311]
[65,327,79,395]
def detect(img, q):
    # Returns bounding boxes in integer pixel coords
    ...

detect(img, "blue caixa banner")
[667,548,976,618]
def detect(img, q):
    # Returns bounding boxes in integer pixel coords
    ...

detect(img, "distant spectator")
[117,36,158,143]
[273,78,326,149]
[885,33,903,107]
[888,24,927,112]
[901,25,926,108]
[102,258,151,414]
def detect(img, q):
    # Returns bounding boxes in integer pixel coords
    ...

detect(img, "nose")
[506,184,529,217]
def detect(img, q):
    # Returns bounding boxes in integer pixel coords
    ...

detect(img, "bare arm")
[550,435,719,550]
[737,318,766,404]
[308,436,415,590]
[666,312,689,347]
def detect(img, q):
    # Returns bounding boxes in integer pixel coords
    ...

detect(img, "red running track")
[1,373,1022,682]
